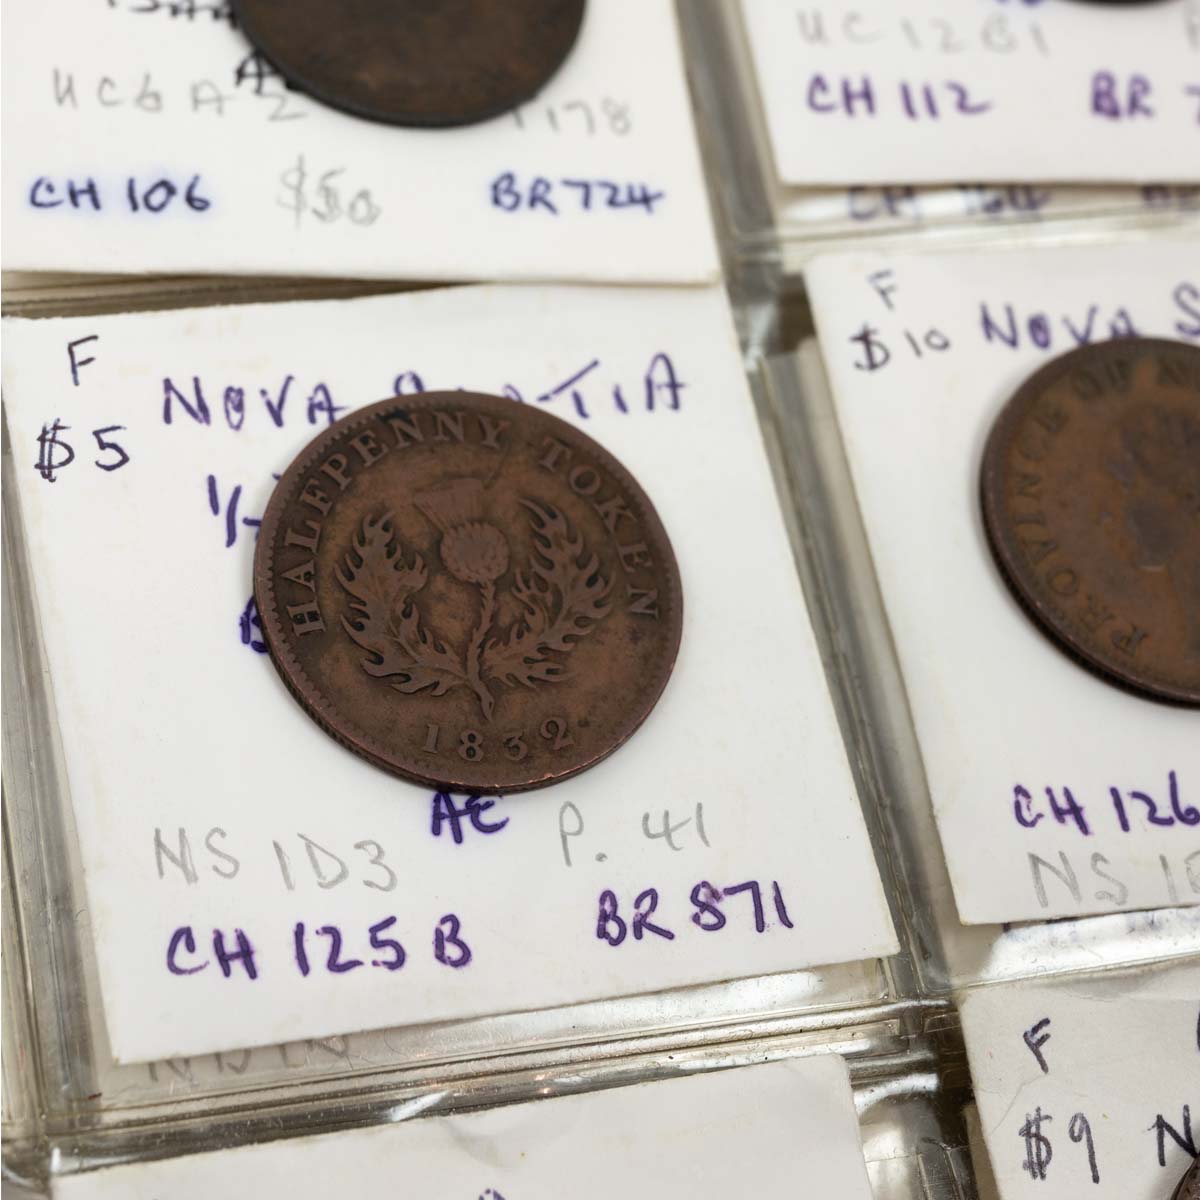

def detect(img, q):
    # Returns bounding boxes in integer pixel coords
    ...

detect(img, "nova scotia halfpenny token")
[231,0,586,127]
[981,338,1200,705]
[255,393,682,792]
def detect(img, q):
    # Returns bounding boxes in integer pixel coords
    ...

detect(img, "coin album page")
[806,238,1200,927]
[2,282,897,1065]
[1,0,718,283]
[960,959,1199,1200]
[49,1056,873,1199]
[739,0,1200,186]
[5,0,1200,1193]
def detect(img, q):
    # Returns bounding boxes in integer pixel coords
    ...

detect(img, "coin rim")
[980,337,1200,707]
[254,391,684,792]
[1171,1154,1199,1200]
[229,0,587,128]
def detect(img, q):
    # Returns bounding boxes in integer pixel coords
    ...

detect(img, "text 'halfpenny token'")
[981,338,1200,705]
[255,393,682,792]
[231,0,586,127]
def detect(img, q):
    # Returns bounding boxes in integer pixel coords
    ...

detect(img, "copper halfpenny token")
[981,338,1200,705]
[231,0,586,127]
[255,393,682,792]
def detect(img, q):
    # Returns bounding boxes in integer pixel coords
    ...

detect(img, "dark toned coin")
[981,338,1200,705]
[255,393,682,792]
[231,0,586,127]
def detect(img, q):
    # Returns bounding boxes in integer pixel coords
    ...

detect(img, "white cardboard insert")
[961,959,1200,1200]
[3,283,896,1064]
[808,240,1200,926]
[2,0,718,283]
[741,0,1200,186]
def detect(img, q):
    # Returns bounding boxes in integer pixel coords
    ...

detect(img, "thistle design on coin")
[338,478,613,721]
[255,392,681,793]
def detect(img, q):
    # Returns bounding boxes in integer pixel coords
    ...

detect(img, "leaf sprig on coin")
[337,514,463,699]
[339,493,612,721]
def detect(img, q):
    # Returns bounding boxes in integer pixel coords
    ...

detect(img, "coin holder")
[6,5,1198,1194]
[754,339,1198,1200]
[2,0,717,286]
[678,0,1200,307]
[3,280,987,1197]
[806,239,1198,929]
[47,1057,882,1199]
[748,235,1198,1197]
[957,958,1198,1200]
[1,253,1188,1200]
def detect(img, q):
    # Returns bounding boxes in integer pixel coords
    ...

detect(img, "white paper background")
[2,0,718,283]
[3,284,896,1065]
[52,1056,874,1199]
[741,0,1200,186]
[961,959,1200,1200]
[807,239,1200,926]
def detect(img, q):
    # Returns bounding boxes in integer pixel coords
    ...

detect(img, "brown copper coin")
[231,0,586,127]
[981,338,1200,705]
[1174,1157,1200,1200]
[255,393,682,792]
